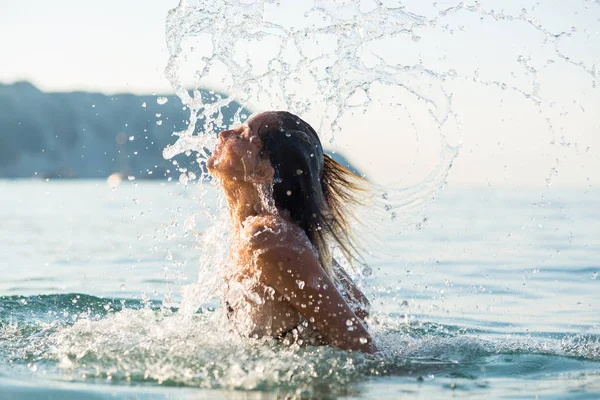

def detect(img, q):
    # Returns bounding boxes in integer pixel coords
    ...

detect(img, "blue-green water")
[1,181,599,399]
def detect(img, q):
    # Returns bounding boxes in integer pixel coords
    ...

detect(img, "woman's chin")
[206,154,218,172]
[206,160,229,181]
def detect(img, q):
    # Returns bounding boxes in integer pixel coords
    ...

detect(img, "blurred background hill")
[0,82,361,180]
[0,82,231,180]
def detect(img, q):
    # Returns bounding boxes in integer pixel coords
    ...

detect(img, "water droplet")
[359,337,368,344]
[179,173,189,185]
[103,304,111,311]
[296,280,305,289]
[128,136,135,141]
[141,102,146,108]
[285,132,292,137]
[157,97,169,105]
[156,120,163,126]
[592,272,598,280]
[286,190,292,196]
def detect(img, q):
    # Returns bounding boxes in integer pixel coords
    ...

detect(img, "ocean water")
[0,180,599,399]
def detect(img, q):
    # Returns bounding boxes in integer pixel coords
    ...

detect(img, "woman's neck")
[220,179,274,231]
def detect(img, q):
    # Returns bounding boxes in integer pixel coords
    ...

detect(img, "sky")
[0,0,177,94]
[1,0,599,188]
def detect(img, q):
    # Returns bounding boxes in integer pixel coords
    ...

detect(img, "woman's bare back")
[224,215,374,352]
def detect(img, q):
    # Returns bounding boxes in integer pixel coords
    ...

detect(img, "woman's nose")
[218,129,235,143]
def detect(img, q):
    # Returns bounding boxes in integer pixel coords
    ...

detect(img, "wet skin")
[207,113,375,353]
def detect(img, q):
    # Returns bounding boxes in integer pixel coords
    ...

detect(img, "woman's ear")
[250,160,274,183]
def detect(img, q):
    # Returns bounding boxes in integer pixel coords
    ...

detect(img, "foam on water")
[1,294,599,396]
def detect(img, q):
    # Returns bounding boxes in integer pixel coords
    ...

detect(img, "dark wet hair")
[255,111,364,275]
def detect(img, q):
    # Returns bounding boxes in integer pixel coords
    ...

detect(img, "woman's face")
[206,123,265,182]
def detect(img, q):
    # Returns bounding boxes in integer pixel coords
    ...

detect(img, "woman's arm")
[246,226,376,353]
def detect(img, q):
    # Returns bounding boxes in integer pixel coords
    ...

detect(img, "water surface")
[1,180,598,399]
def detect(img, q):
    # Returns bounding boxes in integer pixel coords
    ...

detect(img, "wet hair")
[255,111,364,276]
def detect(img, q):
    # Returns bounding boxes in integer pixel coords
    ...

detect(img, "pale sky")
[1,0,599,187]
[0,0,177,94]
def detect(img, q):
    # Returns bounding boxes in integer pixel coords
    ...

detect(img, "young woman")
[206,111,375,354]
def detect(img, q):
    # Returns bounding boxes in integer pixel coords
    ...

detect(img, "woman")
[206,111,375,354]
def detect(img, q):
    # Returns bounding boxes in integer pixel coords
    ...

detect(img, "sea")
[0,180,598,399]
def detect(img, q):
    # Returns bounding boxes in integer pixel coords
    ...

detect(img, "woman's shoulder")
[241,215,312,253]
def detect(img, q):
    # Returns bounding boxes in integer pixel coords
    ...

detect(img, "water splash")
[163,0,598,200]
[162,0,469,266]
[158,3,600,389]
